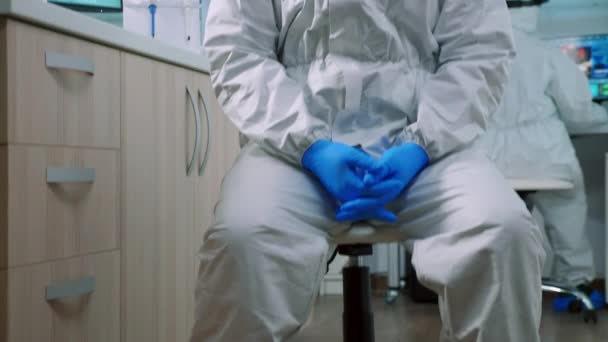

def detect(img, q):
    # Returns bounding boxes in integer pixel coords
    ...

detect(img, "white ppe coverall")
[192,1,546,341]
[479,7,608,287]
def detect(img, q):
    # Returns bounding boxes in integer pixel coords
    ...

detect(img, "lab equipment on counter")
[49,0,123,12]
[123,0,202,52]
[148,1,156,37]
[47,0,123,26]
[551,34,608,101]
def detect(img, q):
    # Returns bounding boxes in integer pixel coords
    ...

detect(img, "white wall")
[538,0,608,38]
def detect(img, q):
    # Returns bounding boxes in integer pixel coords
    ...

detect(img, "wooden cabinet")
[2,251,120,342]
[0,17,239,342]
[122,52,206,342]
[0,19,122,341]
[2,20,120,148]
[121,53,240,342]
[193,74,240,245]
[3,145,119,267]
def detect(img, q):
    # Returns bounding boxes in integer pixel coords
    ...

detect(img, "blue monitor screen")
[550,35,608,101]
[49,0,122,12]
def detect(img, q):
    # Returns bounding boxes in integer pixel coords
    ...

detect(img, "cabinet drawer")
[4,19,120,148]
[0,251,120,342]
[3,145,119,268]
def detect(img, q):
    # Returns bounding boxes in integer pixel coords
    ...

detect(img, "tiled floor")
[292,294,608,341]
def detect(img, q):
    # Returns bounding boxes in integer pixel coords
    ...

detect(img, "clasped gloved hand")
[302,140,385,201]
[302,141,428,223]
[335,143,429,222]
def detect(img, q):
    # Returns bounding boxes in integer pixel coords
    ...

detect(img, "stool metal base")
[342,265,375,342]
[384,288,400,305]
[541,280,598,323]
[340,244,375,342]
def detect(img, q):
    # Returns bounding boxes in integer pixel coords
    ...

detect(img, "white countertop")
[507,178,574,192]
[0,0,210,73]
[570,123,608,136]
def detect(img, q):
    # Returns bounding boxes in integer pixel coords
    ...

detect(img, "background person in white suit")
[480,0,608,307]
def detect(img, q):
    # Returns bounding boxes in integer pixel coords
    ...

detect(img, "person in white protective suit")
[479,2,608,296]
[191,0,547,341]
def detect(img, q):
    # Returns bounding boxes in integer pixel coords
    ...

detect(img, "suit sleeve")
[204,0,331,165]
[403,0,516,160]
[546,49,608,132]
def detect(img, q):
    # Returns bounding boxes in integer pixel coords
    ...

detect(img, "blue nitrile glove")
[302,140,385,203]
[335,179,405,223]
[336,143,429,222]
[364,143,429,186]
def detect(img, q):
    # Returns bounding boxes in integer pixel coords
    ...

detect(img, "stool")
[334,224,405,342]
[338,244,374,342]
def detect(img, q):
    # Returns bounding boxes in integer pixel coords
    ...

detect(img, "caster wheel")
[583,310,598,324]
[384,289,399,305]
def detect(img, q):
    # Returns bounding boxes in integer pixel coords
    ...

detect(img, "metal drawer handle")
[187,86,202,176]
[198,90,212,176]
[46,276,96,301]
[47,167,96,184]
[45,51,95,75]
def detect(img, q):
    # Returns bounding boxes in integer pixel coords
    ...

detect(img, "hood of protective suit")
[509,7,539,33]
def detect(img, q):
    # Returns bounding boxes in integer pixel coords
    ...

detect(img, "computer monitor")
[550,34,608,101]
[48,0,122,13]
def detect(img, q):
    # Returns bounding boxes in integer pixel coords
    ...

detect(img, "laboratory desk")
[570,123,608,136]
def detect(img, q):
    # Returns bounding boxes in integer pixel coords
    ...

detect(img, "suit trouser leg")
[386,149,545,342]
[190,144,545,342]
[191,143,343,342]
[529,161,595,287]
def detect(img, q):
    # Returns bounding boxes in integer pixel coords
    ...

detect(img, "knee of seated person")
[203,204,273,252]
[482,199,545,261]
